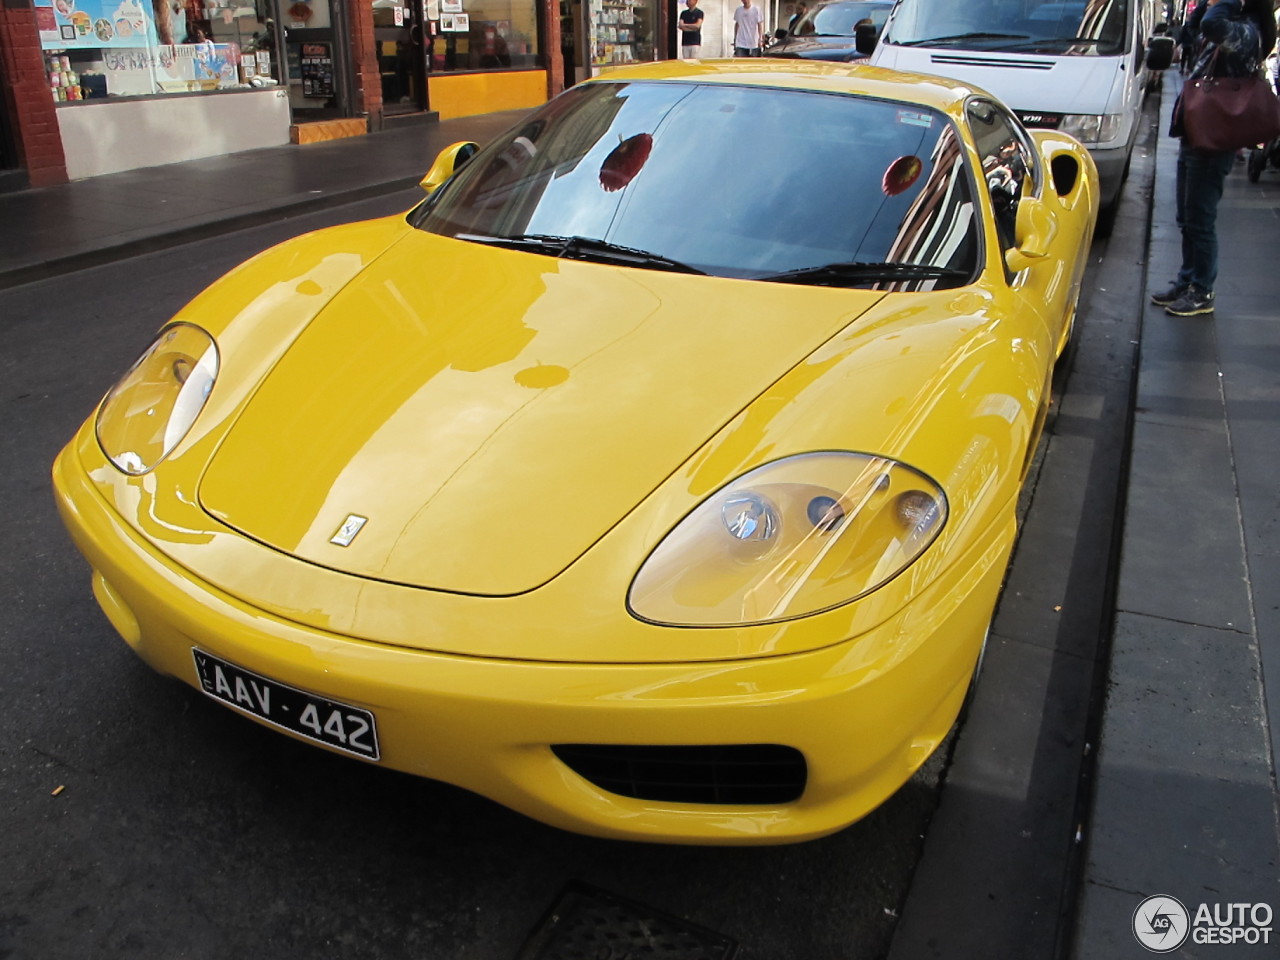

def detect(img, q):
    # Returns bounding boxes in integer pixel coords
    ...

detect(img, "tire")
[957,626,990,725]
[1095,196,1120,237]
[1247,146,1266,183]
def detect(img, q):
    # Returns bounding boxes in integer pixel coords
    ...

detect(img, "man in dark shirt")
[680,0,705,58]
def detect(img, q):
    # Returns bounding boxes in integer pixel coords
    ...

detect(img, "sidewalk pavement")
[0,109,528,291]
[1072,75,1280,956]
[1,81,1277,956]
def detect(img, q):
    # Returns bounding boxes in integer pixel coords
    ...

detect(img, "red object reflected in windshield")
[882,155,923,196]
[600,134,654,192]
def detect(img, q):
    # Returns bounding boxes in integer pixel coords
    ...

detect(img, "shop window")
[427,0,543,72]
[36,0,282,101]
[586,0,654,66]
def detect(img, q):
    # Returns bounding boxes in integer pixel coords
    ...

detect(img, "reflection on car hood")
[199,230,884,595]
[769,37,867,61]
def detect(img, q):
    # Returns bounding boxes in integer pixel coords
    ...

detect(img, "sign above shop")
[36,0,159,51]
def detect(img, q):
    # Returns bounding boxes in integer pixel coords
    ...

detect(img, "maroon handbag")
[1182,63,1280,151]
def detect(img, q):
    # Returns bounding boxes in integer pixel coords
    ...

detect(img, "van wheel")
[1096,197,1119,237]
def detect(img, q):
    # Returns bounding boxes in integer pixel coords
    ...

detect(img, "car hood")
[873,46,1120,115]
[199,230,884,596]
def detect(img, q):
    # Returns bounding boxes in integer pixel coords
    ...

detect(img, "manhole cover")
[514,882,739,960]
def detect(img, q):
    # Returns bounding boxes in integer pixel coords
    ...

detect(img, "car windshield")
[883,0,1130,55]
[412,81,980,290]
[791,1,893,37]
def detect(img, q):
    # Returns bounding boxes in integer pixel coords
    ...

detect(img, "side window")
[966,99,1037,254]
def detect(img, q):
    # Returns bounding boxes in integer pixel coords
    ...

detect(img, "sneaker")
[1165,285,1215,316]
[1150,281,1187,306]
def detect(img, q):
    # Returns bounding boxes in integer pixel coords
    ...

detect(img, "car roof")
[585,60,981,118]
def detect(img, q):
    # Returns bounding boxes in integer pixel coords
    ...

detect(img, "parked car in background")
[871,0,1173,223]
[766,0,893,61]
[55,60,1098,846]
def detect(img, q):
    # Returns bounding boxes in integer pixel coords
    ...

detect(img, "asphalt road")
[0,172,1137,959]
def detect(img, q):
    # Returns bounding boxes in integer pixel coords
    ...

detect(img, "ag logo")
[1133,895,1190,953]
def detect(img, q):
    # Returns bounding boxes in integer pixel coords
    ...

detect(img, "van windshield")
[883,0,1131,55]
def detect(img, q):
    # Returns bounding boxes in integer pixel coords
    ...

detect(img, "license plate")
[192,649,380,761]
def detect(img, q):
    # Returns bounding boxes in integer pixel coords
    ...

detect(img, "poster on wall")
[453,13,468,31]
[441,0,462,12]
[300,41,334,98]
[100,42,241,96]
[39,0,160,51]
[36,4,62,44]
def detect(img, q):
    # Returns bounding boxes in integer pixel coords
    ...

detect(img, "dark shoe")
[1166,286,1215,316]
[1150,281,1187,306]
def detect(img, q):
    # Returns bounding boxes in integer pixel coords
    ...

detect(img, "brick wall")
[0,4,69,186]
[347,0,382,128]
[541,0,563,98]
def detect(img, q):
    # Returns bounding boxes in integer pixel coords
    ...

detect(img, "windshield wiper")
[754,261,969,287]
[891,32,1031,47]
[457,233,706,275]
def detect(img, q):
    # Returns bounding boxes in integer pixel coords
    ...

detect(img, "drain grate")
[513,882,739,960]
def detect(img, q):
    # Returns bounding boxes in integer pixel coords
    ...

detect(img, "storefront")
[418,0,554,120]
[34,0,294,178]
[284,0,357,120]
[1,0,564,183]
[0,56,18,186]
[560,0,661,85]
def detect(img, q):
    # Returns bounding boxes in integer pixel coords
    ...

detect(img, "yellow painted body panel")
[198,231,886,597]
[427,70,548,121]
[55,444,1013,844]
[53,61,1098,843]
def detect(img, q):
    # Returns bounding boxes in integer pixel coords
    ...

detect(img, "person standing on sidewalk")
[1151,0,1276,317]
[733,0,765,56]
[679,0,705,59]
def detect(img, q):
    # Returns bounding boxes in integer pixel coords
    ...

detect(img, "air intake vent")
[552,744,807,805]
[930,54,1054,69]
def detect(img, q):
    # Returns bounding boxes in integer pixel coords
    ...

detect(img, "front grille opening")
[552,744,806,805]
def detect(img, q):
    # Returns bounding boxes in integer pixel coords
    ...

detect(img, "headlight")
[1058,114,1123,144]
[95,323,219,475]
[628,452,948,626]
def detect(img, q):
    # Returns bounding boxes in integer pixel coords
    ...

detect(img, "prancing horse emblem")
[330,514,368,547]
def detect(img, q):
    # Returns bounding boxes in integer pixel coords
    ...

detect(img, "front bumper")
[53,445,1013,845]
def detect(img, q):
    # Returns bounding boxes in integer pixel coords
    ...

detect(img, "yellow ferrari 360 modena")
[53,60,1096,844]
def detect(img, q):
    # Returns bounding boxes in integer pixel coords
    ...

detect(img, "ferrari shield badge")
[330,514,368,547]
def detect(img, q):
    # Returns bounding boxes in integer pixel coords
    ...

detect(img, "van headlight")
[95,323,219,475]
[1059,114,1123,144]
[628,452,947,626]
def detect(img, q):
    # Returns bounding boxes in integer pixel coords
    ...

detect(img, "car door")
[966,97,1078,351]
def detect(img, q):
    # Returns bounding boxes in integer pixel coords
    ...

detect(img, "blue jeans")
[1174,142,1235,292]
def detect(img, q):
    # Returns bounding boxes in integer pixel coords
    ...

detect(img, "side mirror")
[419,141,479,194]
[1004,196,1057,273]
[854,22,878,55]
[1146,36,1175,71]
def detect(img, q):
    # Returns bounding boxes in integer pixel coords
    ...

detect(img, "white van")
[870,0,1170,216]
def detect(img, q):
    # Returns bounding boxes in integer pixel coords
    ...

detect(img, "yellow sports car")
[53,60,1096,845]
